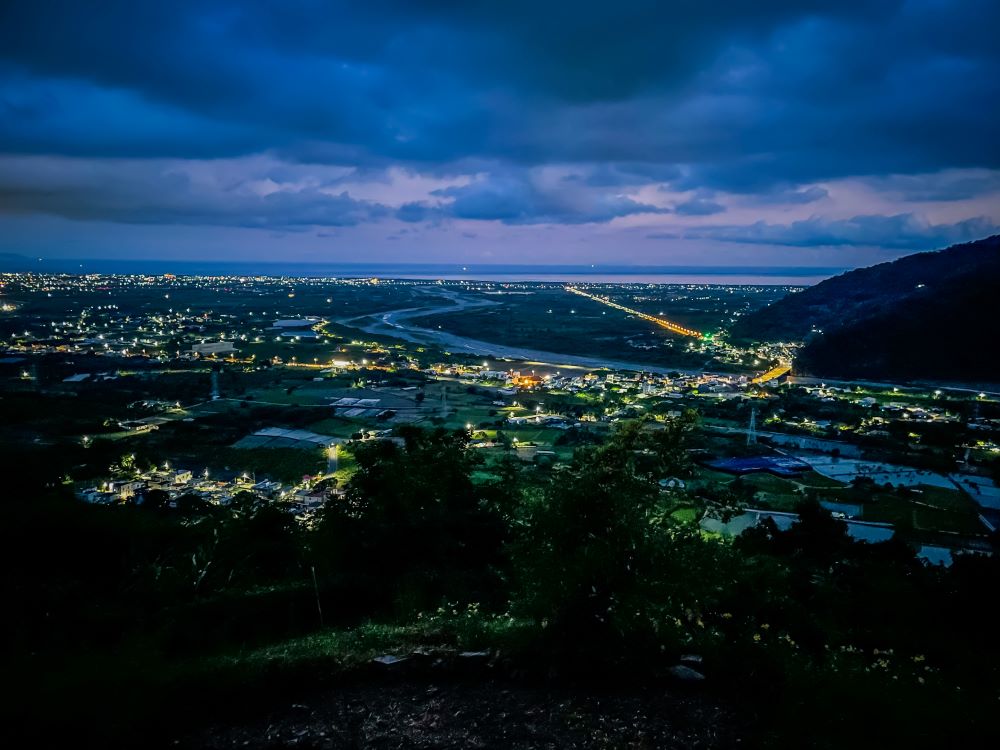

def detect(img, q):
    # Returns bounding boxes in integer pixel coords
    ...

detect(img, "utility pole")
[310,565,324,628]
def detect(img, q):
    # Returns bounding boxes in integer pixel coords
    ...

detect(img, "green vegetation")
[7,414,1000,748]
[415,284,783,369]
[212,447,325,483]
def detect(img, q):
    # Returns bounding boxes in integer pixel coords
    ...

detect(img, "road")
[751,362,792,384]
[565,286,703,338]
[338,287,709,374]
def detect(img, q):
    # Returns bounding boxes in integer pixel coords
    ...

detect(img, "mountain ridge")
[730,235,1000,382]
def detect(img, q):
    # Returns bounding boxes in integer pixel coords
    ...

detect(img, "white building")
[190,341,236,356]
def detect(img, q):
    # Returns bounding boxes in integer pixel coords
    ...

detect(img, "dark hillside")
[730,235,1000,381]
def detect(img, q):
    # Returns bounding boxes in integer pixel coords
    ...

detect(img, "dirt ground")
[177,678,742,749]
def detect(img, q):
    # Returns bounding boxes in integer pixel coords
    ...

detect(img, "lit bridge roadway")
[565,286,795,381]
[564,286,704,338]
[751,362,792,384]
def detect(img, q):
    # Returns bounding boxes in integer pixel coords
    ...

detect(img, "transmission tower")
[747,406,758,446]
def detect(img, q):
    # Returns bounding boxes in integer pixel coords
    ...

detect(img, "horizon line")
[0,254,849,277]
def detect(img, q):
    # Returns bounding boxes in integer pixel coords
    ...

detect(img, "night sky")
[1,1,998,267]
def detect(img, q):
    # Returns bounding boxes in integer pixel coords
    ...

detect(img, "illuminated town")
[2,271,995,553]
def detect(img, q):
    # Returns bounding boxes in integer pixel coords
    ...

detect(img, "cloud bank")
[1,1,998,261]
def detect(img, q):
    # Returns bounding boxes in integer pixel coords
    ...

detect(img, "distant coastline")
[0,254,844,285]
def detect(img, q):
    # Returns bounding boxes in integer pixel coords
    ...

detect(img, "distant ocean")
[0,256,846,286]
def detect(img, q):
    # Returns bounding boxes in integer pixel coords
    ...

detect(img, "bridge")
[751,362,792,384]
[564,286,704,338]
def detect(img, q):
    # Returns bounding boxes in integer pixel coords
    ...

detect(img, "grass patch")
[211,610,533,674]
[798,470,848,488]
[214,447,326,483]
[669,507,699,524]
[861,485,986,534]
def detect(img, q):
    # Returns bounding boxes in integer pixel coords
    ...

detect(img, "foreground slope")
[730,235,1000,382]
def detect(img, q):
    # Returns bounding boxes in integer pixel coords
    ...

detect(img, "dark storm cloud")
[392,169,668,225]
[674,197,726,217]
[3,1,998,172]
[753,186,830,206]
[649,214,998,250]
[861,172,1000,202]
[430,173,666,225]
[0,156,386,228]
[0,1,998,248]
[561,164,684,188]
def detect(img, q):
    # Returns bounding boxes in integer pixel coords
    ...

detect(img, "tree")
[645,409,700,478]
[312,426,506,614]
[513,423,666,658]
[211,503,304,587]
[761,499,852,565]
[110,453,139,479]
[496,430,513,452]
[228,490,265,516]
[139,488,171,512]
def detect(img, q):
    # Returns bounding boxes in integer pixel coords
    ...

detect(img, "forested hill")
[730,235,1000,382]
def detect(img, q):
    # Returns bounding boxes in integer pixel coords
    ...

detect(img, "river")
[338,287,708,374]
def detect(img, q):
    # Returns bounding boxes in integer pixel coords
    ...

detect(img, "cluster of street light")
[564,286,704,338]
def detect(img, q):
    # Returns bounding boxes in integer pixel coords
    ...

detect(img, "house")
[511,374,543,389]
[480,370,511,381]
[172,469,193,484]
[190,341,235,356]
[252,479,283,496]
[112,480,146,499]
[291,490,327,507]
[271,318,320,329]
[706,455,810,478]
[79,488,116,504]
